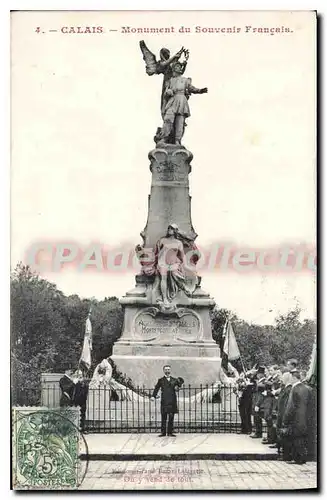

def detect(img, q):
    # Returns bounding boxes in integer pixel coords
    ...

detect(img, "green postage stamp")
[12,407,81,490]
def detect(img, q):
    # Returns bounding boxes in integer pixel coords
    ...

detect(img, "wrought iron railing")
[15,383,242,433]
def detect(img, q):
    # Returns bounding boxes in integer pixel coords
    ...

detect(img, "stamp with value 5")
[12,407,82,490]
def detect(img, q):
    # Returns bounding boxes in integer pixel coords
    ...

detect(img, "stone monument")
[111,41,221,387]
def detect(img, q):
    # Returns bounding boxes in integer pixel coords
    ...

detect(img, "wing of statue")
[139,40,158,75]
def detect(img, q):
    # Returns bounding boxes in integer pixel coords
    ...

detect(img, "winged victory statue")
[139,40,208,146]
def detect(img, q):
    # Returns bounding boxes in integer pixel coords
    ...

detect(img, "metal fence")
[87,385,240,433]
[13,384,242,433]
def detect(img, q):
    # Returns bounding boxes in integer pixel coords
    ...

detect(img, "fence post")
[142,385,145,432]
[183,385,185,433]
[137,386,140,433]
[200,384,203,433]
[188,385,191,433]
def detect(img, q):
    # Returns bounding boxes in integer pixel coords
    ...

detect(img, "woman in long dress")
[154,223,197,306]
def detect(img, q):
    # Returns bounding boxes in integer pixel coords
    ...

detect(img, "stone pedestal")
[112,145,221,387]
[143,145,197,247]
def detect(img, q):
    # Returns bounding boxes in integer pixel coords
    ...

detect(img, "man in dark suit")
[261,379,277,444]
[151,365,184,437]
[236,370,255,434]
[275,371,293,457]
[282,369,313,464]
[73,370,89,433]
[266,372,282,448]
[59,369,89,432]
[250,366,266,438]
[59,370,75,407]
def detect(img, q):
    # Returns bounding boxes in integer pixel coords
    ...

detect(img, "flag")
[79,312,92,371]
[223,320,241,361]
[306,339,317,387]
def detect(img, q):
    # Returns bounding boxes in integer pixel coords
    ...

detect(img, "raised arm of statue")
[139,41,186,76]
[159,47,185,69]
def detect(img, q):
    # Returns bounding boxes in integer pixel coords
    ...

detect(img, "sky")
[11,10,316,324]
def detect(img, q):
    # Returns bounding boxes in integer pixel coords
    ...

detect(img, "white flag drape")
[79,314,92,370]
[223,321,240,361]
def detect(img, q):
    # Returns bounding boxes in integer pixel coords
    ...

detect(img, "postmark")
[12,407,86,490]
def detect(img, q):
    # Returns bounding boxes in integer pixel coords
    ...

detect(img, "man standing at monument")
[151,365,184,437]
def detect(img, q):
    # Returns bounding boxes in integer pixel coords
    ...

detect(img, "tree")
[10,263,124,404]
[11,264,67,402]
[210,303,316,371]
[271,309,316,368]
[210,307,238,345]
[92,297,123,363]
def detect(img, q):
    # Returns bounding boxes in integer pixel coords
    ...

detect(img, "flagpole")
[221,315,229,371]
[224,316,247,376]
[85,304,92,377]
[79,306,93,378]
[86,306,92,378]
[229,317,247,374]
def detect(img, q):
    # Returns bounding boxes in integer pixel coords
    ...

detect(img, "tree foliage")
[211,305,316,371]
[11,263,123,403]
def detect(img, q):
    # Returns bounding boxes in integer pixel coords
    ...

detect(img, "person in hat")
[250,366,266,438]
[282,369,313,464]
[151,365,184,437]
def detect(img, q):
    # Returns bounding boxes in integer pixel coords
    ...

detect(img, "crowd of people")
[234,359,316,464]
[59,358,317,459]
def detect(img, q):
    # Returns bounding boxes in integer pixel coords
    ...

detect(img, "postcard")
[11,10,317,491]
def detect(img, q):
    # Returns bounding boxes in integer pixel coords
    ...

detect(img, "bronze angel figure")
[139,41,207,146]
[139,40,189,143]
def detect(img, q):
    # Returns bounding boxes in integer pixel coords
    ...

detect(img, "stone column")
[111,145,221,388]
[143,145,197,247]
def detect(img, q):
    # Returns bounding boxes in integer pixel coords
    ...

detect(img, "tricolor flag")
[79,311,93,371]
[221,320,241,370]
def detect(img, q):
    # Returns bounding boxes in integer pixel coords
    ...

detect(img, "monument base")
[111,353,222,388]
[112,295,221,387]
[113,283,221,387]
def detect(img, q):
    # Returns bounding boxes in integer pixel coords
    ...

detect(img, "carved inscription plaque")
[133,308,201,343]
[150,150,191,184]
